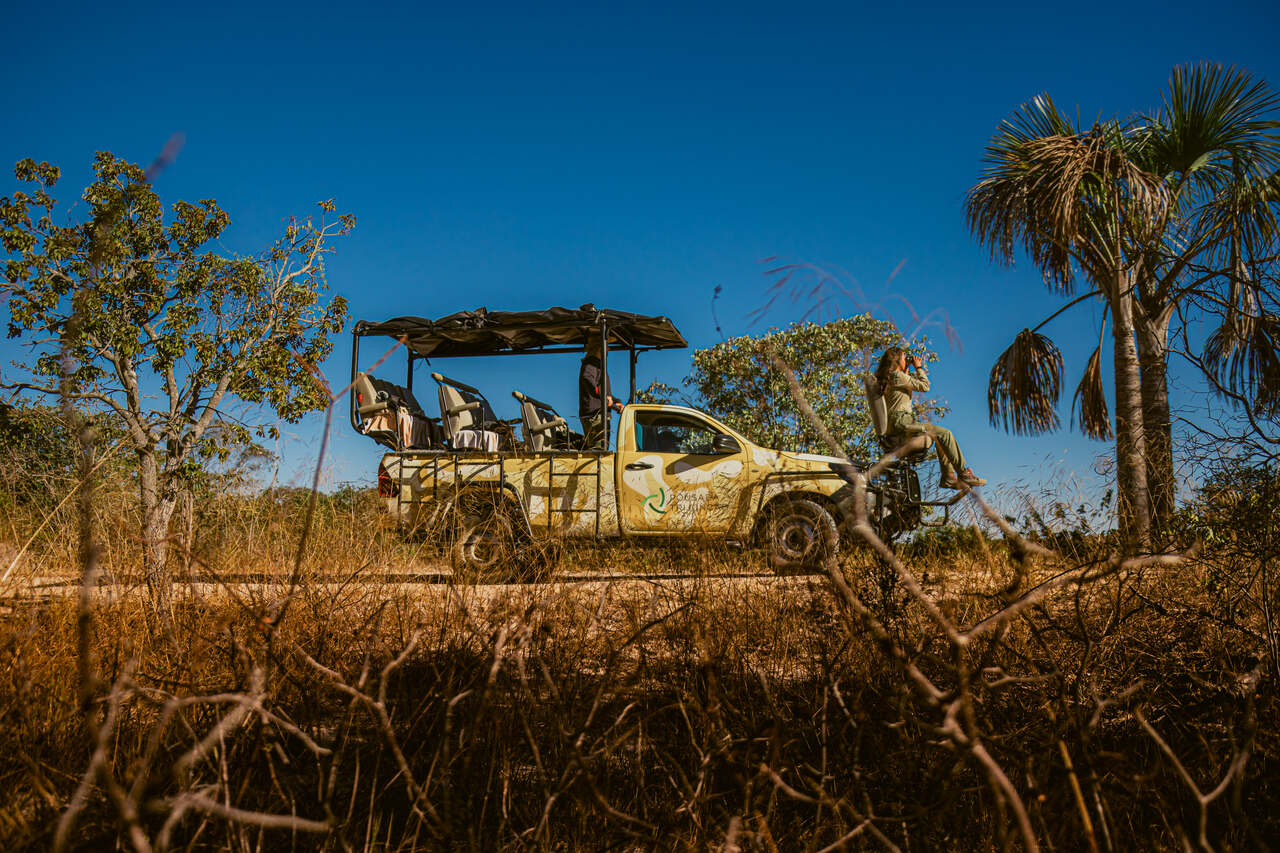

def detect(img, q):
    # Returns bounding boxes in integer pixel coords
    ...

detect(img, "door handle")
[625,462,653,471]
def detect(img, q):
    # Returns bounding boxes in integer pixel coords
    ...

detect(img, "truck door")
[617,408,750,535]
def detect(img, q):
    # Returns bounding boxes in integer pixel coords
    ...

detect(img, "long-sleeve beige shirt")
[883,367,929,425]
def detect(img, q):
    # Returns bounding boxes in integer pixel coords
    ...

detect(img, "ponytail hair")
[874,347,904,396]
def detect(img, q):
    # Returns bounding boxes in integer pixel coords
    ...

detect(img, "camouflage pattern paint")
[379,404,862,542]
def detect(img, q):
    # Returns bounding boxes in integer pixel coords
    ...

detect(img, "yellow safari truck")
[349,305,940,579]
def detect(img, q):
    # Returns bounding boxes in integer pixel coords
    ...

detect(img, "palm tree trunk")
[1136,306,1174,545]
[1110,288,1152,550]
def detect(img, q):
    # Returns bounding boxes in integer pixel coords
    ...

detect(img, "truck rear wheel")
[766,499,839,574]
[451,509,561,583]
[452,511,518,582]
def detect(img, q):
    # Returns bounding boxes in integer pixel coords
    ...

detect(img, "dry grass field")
[1,483,1277,852]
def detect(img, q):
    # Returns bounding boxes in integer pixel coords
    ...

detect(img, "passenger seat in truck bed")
[431,372,518,452]
[512,390,585,451]
[353,372,442,450]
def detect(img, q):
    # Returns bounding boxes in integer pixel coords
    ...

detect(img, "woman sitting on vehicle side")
[875,346,985,489]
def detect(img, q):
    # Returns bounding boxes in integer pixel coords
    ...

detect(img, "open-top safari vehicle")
[349,305,963,579]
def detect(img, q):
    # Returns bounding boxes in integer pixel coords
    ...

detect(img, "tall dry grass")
[1,477,1277,851]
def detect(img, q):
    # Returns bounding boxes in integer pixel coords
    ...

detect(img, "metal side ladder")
[544,452,605,538]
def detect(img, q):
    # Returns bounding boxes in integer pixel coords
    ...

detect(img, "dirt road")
[3,567,830,614]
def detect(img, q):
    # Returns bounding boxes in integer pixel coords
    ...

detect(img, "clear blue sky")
[3,0,1277,504]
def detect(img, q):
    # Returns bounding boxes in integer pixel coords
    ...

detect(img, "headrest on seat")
[354,372,388,417]
[356,372,426,417]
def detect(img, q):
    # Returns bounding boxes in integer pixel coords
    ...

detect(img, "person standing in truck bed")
[579,336,624,449]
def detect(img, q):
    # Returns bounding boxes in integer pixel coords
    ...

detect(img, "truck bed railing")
[385,448,612,540]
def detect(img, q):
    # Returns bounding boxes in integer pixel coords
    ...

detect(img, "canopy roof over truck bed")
[354,304,687,358]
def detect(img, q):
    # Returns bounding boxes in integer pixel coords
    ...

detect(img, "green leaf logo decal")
[643,487,669,515]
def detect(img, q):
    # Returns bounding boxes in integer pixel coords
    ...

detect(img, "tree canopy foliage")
[663,315,941,461]
[1,152,352,589]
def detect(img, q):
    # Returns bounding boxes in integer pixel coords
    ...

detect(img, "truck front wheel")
[766,499,839,574]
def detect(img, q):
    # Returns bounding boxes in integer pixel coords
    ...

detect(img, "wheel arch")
[450,482,533,537]
[751,489,845,545]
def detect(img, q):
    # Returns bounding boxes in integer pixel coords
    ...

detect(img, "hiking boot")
[939,472,965,490]
[960,468,987,487]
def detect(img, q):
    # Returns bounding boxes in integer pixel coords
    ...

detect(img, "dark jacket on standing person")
[579,355,609,417]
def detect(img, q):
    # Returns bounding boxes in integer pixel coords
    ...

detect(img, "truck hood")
[750,446,847,468]
[780,451,848,466]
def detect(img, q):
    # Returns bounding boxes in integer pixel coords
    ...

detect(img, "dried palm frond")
[967,98,1171,295]
[1071,345,1113,440]
[1050,131,1166,225]
[1204,301,1280,418]
[988,328,1062,435]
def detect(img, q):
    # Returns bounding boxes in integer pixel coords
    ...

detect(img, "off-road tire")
[451,511,519,583]
[451,510,562,583]
[766,498,840,574]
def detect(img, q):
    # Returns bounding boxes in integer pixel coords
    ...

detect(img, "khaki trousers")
[889,412,966,478]
[582,413,608,449]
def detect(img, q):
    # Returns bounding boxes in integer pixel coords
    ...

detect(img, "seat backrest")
[512,390,568,452]
[354,372,441,450]
[354,372,388,417]
[433,372,498,440]
[864,375,889,437]
[357,372,427,417]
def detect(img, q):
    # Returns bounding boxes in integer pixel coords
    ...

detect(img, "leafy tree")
[1176,461,1280,670]
[1181,460,1280,553]
[635,380,683,405]
[1,153,352,594]
[680,315,942,461]
[0,401,81,505]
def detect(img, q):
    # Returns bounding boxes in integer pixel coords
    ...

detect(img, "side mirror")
[712,433,740,454]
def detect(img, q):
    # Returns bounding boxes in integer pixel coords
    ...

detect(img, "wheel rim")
[461,517,513,571]
[464,534,502,568]
[773,511,820,561]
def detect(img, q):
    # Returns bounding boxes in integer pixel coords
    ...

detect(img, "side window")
[635,412,720,455]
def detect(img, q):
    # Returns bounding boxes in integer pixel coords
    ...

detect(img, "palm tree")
[967,95,1168,548]
[1130,65,1280,534]
[968,65,1280,549]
